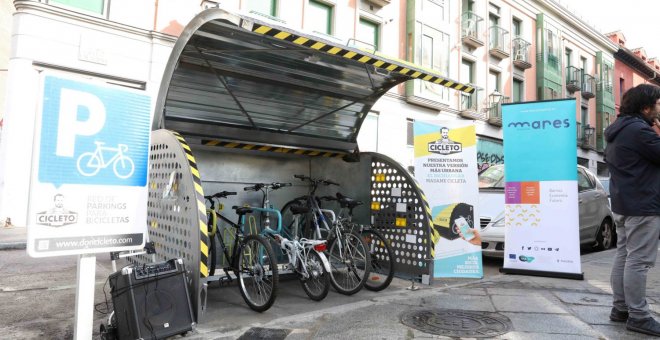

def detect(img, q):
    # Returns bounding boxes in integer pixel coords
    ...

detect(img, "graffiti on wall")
[477,139,504,172]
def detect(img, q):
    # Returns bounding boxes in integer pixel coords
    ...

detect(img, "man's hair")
[619,84,660,116]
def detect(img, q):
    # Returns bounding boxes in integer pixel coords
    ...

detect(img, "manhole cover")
[400,309,512,338]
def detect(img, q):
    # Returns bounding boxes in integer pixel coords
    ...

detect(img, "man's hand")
[456,225,482,246]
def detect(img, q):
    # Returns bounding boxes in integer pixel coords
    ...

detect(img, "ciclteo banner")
[27,74,151,257]
[501,99,582,278]
[414,121,482,278]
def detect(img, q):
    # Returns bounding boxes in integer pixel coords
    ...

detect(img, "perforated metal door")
[369,154,434,279]
[132,129,209,321]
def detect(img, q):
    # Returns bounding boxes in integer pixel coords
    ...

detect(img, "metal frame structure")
[136,8,475,319]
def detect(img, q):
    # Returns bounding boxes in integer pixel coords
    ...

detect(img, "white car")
[478,164,615,257]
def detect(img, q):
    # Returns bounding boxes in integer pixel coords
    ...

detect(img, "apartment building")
[0,0,621,224]
[607,31,660,115]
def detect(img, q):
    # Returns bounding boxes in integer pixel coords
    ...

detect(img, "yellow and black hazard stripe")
[412,177,437,258]
[201,139,346,158]
[251,24,475,94]
[172,131,210,278]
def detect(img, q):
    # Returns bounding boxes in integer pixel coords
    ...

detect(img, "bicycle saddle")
[289,204,310,215]
[232,206,253,215]
[335,193,363,209]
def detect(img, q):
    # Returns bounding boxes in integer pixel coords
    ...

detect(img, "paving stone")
[553,291,611,306]
[566,305,616,325]
[492,294,567,314]
[502,312,600,337]
[592,324,659,340]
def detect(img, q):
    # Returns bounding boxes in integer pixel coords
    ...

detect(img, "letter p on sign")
[55,89,106,157]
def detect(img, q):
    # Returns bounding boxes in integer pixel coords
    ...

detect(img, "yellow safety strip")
[201,139,346,158]
[250,24,475,94]
[171,130,210,278]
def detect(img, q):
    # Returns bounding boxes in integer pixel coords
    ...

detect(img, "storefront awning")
[154,8,475,153]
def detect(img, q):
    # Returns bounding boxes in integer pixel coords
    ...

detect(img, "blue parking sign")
[39,76,151,188]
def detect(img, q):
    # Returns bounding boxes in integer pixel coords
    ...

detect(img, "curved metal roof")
[154,8,474,153]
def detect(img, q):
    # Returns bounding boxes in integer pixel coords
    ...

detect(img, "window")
[407,118,415,168]
[461,60,476,110]
[578,168,594,192]
[512,18,522,37]
[308,1,333,35]
[406,119,414,147]
[546,29,558,70]
[603,63,613,93]
[581,57,588,75]
[581,105,588,136]
[50,0,104,15]
[565,48,572,67]
[489,70,501,93]
[245,0,277,16]
[620,77,625,101]
[513,78,523,102]
[357,112,379,152]
[358,18,380,51]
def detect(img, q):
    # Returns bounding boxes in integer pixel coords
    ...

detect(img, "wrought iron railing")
[512,37,531,68]
[582,74,596,98]
[565,66,582,92]
[489,26,510,57]
[461,12,484,45]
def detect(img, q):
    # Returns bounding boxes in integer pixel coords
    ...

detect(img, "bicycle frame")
[92,142,128,167]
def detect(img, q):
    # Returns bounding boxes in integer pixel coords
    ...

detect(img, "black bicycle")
[205,191,279,312]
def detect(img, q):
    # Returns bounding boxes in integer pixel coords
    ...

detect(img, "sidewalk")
[0,227,658,339]
[0,225,26,250]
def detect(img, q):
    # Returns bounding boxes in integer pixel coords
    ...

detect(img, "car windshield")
[479,164,505,189]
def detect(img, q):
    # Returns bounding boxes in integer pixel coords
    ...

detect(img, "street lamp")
[583,124,595,145]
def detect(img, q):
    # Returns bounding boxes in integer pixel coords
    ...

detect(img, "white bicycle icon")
[76,141,135,179]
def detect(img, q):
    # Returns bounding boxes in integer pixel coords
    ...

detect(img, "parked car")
[478,164,615,257]
[598,176,611,206]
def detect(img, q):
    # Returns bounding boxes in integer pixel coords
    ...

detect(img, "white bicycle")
[76,141,135,179]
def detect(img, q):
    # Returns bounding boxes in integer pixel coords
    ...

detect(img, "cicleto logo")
[507,118,570,130]
[519,255,535,263]
[427,127,463,155]
[36,194,79,227]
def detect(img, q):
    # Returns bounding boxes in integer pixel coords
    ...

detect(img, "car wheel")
[595,219,614,251]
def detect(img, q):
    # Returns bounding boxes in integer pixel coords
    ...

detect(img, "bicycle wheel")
[300,250,329,301]
[76,152,101,176]
[361,229,395,291]
[237,235,279,312]
[327,230,371,295]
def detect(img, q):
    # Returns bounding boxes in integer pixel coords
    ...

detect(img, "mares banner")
[414,120,482,278]
[501,99,583,279]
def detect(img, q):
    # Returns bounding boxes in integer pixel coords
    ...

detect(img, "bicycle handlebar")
[244,182,292,191]
[293,174,339,187]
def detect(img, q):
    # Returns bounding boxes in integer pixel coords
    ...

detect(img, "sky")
[556,0,660,59]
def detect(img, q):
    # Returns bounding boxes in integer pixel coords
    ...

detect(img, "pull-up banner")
[501,99,583,279]
[414,120,482,278]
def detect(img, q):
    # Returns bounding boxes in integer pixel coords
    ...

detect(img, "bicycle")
[281,175,371,296]
[204,191,278,312]
[322,192,395,292]
[245,182,331,301]
[77,141,135,178]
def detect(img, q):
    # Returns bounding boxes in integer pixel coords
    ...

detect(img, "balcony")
[459,89,486,120]
[582,74,596,99]
[365,0,390,6]
[487,92,510,126]
[565,66,582,93]
[489,26,510,59]
[578,123,596,149]
[461,12,484,48]
[512,37,532,69]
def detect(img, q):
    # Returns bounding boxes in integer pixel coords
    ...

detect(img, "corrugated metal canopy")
[154,8,475,153]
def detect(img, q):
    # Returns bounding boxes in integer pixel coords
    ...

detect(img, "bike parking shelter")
[136,8,475,321]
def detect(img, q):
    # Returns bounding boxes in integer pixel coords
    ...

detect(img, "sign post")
[27,74,152,338]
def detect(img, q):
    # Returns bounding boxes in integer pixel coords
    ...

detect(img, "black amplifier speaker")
[109,258,195,340]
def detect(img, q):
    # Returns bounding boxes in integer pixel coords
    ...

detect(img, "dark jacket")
[604,115,660,215]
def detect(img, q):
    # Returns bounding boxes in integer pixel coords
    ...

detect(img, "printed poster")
[502,99,581,276]
[414,120,482,278]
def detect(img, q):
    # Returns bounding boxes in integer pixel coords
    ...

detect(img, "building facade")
[0,0,621,225]
[607,31,660,115]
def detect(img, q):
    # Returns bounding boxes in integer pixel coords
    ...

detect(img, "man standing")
[605,84,660,336]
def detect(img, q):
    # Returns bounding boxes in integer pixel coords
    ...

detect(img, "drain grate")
[237,327,291,340]
[400,309,512,338]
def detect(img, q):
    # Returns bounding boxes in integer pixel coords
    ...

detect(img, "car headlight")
[492,217,505,228]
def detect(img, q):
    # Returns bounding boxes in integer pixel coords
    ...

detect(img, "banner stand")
[500,267,584,280]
